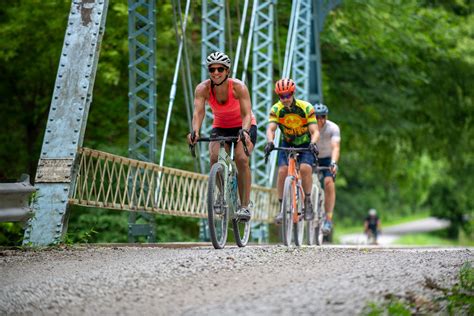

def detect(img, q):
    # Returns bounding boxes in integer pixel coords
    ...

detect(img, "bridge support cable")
[173,0,195,135]
[231,0,250,79]
[241,0,257,84]
[127,0,158,242]
[23,0,110,246]
[199,0,226,174]
[71,148,279,222]
[159,0,191,167]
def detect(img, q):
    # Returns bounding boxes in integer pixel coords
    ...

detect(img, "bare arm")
[308,124,319,143]
[234,80,252,131]
[187,83,207,144]
[330,140,340,174]
[331,140,340,163]
[266,122,278,142]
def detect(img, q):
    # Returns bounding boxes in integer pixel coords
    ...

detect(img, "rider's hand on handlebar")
[264,142,275,155]
[309,142,319,156]
[238,129,250,143]
[238,129,251,156]
[187,130,199,145]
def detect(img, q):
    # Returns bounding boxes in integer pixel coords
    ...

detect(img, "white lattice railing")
[70,148,279,222]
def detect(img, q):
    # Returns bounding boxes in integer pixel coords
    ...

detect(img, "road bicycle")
[269,147,314,246]
[366,229,379,245]
[307,166,330,246]
[190,135,250,249]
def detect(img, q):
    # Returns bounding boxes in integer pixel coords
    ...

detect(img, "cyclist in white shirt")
[314,103,340,234]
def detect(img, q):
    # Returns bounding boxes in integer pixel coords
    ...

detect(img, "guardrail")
[71,148,279,222]
[0,174,36,222]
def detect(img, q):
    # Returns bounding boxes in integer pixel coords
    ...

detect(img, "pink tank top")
[208,79,257,128]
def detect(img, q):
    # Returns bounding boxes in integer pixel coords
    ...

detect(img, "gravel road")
[1,245,472,315]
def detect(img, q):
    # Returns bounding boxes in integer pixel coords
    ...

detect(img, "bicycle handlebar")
[264,146,318,164]
[189,135,249,157]
[196,136,238,142]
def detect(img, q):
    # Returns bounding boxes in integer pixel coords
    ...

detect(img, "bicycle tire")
[316,190,325,246]
[232,218,250,247]
[208,163,228,249]
[307,185,318,245]
[281,176,295,246]
[294,183,304,246]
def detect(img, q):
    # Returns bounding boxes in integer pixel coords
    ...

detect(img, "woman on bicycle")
[187,52,257,222]
[264,78,319,223]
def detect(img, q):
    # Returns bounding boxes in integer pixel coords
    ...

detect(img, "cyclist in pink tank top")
[187,52,257,222]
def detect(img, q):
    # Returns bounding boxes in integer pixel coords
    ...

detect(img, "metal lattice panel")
[71,148,279,222]
[251,0,274,186]
[292,1,312,101]
[128,0,157,162]
[199,0,225,173]
[128,0,157,242]
[309,0,342,104]
[24,0,109,246]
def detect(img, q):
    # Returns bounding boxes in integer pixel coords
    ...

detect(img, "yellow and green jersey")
[268,99,317,145]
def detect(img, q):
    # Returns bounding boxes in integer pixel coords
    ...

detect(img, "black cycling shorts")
[210,125,257,146]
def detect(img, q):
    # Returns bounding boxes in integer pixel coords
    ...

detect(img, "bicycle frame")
[286,152,303,224]
[205,137,239,218]
[216,140,239,218]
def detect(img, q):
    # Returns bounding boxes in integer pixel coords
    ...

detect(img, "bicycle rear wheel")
[294,184,304,246]
[208,163,228,249]
[315,190,325,246]
[281,177,295,246]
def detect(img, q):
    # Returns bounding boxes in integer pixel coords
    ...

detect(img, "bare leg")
[324,177,336,220]
[234,141,253,207]
[277,166,288,199]
[299,163,313,194]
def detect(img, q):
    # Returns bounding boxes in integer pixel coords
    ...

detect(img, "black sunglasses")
[208,66,226,73]
[316,115,327,119]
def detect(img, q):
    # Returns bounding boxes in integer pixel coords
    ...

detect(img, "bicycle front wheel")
[232,218,250,247]
[208,163,228,249]
[294,183,304,246]
[281,177,295,246]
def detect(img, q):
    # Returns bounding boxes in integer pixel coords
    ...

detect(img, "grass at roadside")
[396,230,474,247]
[362,262,474,315]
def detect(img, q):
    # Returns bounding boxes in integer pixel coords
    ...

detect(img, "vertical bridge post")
[24,0,109,246]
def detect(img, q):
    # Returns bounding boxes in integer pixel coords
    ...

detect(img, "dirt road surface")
[1,245,471,315]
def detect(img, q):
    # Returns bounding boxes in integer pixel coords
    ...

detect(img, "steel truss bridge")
[22,0,340,246]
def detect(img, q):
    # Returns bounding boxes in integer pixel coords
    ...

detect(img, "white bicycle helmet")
[369,208,377,216]
[206,52,231,68]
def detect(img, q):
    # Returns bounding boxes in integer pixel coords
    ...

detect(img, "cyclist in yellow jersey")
[265,78,319,223]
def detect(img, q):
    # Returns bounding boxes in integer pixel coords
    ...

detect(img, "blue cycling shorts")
[277,141,316,167]
[318,157,336,181]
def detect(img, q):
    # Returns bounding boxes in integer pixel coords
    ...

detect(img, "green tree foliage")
[322,0,473,235]
[0,1,472,244]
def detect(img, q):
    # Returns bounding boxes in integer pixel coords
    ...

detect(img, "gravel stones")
[0,246,472,315]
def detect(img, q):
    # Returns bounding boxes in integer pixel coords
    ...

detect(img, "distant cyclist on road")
[265,78,319,223]
[314,103,340,235]
[186,52,257,222]
[364,208,381,245]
